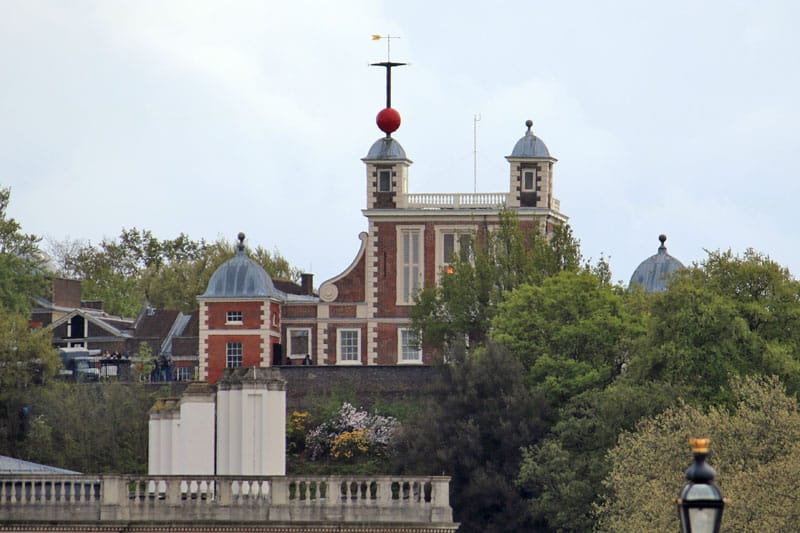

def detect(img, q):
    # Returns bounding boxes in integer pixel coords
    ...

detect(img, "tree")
[0,187,47,313]
[48,231,302,316]
[627,249,800,404]
[0,308,59,455]
[394,343,549,532]
[595,375,800,532]
[492,270,643,405]
[411,212,582,356]
[17,381,160,473]
[517,380,679,531]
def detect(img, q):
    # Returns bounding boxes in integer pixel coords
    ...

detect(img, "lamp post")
[676,438,725,533]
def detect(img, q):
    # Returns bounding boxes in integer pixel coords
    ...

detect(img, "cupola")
[629,234,685,292]
[505,120,558,209]
[202,233,282,299]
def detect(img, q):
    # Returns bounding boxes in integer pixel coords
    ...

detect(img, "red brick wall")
[374,221,397,317]
[375,323,397,364]
[206,301,264,329]
[333,253,366,302]
[206,335,264,384]
[52,278,81,308]
[330,305,357,318]
[282,304,317,318]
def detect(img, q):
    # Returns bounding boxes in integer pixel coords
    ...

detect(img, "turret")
[505,120,558,209]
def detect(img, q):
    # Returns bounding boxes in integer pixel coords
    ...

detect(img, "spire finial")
[525,119,533,132]
[371,34,406,136]
[237,232,246,252]
[658,234,667,253]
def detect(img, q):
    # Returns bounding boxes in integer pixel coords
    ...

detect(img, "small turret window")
[378,169,392,192]
[523,171,535,191]
[226,311,243,324]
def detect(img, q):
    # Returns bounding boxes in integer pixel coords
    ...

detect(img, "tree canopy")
[0,187,47,313]
[393,343,548,533]
[411,211,583,357]
[596,375,800,532]
[48,229,302,316]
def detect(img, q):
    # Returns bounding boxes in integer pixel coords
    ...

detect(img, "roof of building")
[364,136,408,160]
[201,234,283,299]
[629,234,685,292]
[133,308,181,339]
[0,455,80,475]
[509,120,551,158]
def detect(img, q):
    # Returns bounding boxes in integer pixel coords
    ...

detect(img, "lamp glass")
[687,507,719,533]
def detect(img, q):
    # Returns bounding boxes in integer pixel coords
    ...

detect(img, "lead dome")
[365,137,408,160]
[201,233,282,298]
[510,119,551,158]
[629,234,685,292]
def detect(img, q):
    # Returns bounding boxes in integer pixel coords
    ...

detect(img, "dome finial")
[525,119,533,133]
[237,232,246,252]
[658,234,667,253]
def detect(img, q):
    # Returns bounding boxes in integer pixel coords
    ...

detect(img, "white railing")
[404,192,508,209]
[0,475,454,526]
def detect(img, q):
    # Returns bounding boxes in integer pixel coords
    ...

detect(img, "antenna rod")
[371,35,406,108]
[473,114,481,193]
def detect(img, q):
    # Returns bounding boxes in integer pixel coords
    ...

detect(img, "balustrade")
[404,192,508,208]
[0,474,452,525]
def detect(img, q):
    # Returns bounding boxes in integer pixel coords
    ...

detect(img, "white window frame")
[378,168,392,192]
[336,328,361,365]
[287,327,311,359]
[522,169,536,191]
[398,328,422,364]
[435,226,476,283]
[396,226,424,305]
[226,341,243,368]
[175,366,194,381]
[226,310,243,324]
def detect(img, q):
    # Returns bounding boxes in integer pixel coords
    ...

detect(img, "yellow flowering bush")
[287,410,310,454]
[330,429,371,460]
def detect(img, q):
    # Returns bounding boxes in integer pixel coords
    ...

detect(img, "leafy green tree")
[0,187,47,313]
[411,212,582,356]
[627,249,800,404]
[517,381,679,531]
[492,270,643,405]
[595,375,800,532]
[48,231,302,316]
[394,343,548,532]
[17,381,160,473]
[0,308,59,455]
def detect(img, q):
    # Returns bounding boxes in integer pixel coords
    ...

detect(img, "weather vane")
[371,34,406,109]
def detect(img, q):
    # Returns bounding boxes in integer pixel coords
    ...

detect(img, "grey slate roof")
[0,455,80,474]
[364,136,408,160]
[629,235,685,292]
[201,236,283,299]
[509,120,551,158]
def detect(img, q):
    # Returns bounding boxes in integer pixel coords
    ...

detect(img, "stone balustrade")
[0,474,455,528]
[403,192,508,209]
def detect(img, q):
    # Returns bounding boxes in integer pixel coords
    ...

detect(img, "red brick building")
[199,118,568,381]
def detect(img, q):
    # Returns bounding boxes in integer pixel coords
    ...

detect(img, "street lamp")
[676,438,725,533]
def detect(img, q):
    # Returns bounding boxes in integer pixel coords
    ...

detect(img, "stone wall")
[280,365,443,410]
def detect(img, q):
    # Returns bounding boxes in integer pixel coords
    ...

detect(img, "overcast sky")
[3,1,799,286]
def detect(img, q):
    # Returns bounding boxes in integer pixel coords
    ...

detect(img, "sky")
[2,1,799,286]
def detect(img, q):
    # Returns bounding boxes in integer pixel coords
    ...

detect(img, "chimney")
[52,278,82,308]
[301,273,314,296]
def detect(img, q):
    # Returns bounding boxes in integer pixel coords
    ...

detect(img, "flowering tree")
[306,403,398,462]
